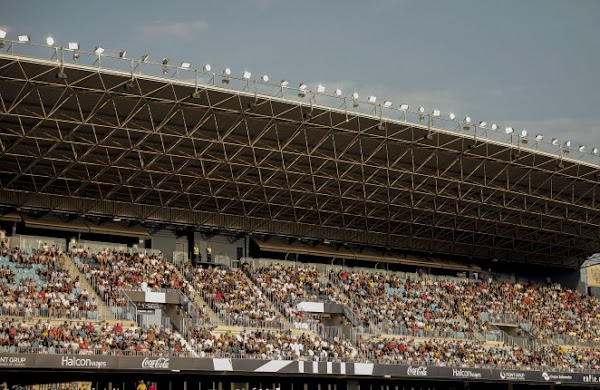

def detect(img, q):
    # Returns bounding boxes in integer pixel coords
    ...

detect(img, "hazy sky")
[3,0,599,148]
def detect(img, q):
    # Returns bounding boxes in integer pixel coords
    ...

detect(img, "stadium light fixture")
[478,121,487,127]
[298,83,307,97]
[203,64,212,72]
[399,104,409,111]
[335,89,342,97]
[367,96,377,103]
[0,30,6,39]
[18,35,30,43]
[491,124,498,131]
[68,42,79,50]
[141,54,150,62]
[280,80,289,87]
[432,109,441,117]
[551,138,559,146]
[260,75,269,82]
[352,92,359,100]
[504,127,514,134]
[579,145,586,152]
[383,100,393,108]
[94,46,105,54]
[45,37,55,46]
[417,107,425,114]
[316,84,326,93]
[162,58,169,65]
[592,147,599,155]
[535,134,543,141]
[118,49,126,58]
[520,129,528,137]
[448,112,456,120]
[564,140,571,147]
[464,116,471,124]
[72,52,80,60]
[180,61,192,69]
[222,68,232,84]
[242,71,252,80]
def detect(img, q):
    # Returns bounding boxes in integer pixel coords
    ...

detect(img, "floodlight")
[464,116,471,123]
[592,147,598,155]
[203,64,212,72]
[141,54,150,62]
[162,66,169,75]
[579,145,586,152]
[222,68,231,84]
[72,52,80,60]
[368,96,377,103]
[18,35,30,43]
[316,84,326,93]
[399,104,409,111]
[504,127,514,134]
[383,100,393,108]
[416,107,425,114]
[298,83,307,97]
[0,30,6,39]
[520,129,528,137]
[335,89,342,97]
[432,109,441,117]
[551,138,559,146]
[242,71,251,80]
[180,61,192,69]
[535,134,543,141]
[352,92,359,100]
[280,80,289,87]
[45,37,55,46]
[94,46,105,54]
[478,121,487,127]
[564,140,571,147]
[118,49,126,58]
[491,124,498,131]
[68,42,79,50]
[448,113,456,120]
[162,58,169,65]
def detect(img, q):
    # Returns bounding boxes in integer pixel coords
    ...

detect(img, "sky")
[2,0,600,149]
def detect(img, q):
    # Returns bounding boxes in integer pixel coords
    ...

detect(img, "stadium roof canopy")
[0,43,599,269]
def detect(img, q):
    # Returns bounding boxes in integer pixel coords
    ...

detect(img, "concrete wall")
[193,233,246,265]
[150,230,177,260]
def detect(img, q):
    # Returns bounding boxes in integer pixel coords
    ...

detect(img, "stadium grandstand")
[1,34,600,390]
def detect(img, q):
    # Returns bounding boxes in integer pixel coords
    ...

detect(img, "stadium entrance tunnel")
[0,371,593,390]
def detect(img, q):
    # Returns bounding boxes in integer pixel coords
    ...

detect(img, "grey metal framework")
[0,53,599,269]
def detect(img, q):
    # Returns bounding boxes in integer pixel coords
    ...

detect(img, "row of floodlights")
[3,32,598,156]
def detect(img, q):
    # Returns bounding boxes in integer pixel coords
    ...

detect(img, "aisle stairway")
[237,270,295,329]
[61,255,116,321]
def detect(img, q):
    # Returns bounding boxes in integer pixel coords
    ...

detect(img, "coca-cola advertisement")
[406,366,428,377]
[141,357,171,370]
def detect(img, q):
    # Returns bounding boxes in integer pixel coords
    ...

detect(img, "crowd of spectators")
[332,270,473,338]
[250,264,344,330]
[0,246,98,319]
[0,319,187,355]
[2,236,600,372]
[452,280,600,344]
[73,248,191,308]
[188,327,358,361]
[185,265,282,328]
[361,337,600,370]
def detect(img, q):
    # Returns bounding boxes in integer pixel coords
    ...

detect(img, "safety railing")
[0,307,100,321]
